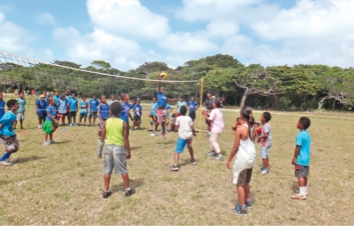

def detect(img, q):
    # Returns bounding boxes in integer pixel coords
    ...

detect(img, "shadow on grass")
[131,146,142,151]
[291,181,298,193]
[111,177,145,193]
[56,140,73,144]
[15,155,46,164]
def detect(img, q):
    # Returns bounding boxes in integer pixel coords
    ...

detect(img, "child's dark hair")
[240,107,255,137]
[299,117,311,130]
[214,98,222,108]
[92,93,97,97]
[236,117,240,121]
[7,99,18,108]
[120,93,127,101]
[262,112,271,122]
[110,102,122,116]
[180,106,187,115]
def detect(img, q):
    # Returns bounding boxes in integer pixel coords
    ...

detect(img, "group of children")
[0,88,312,217]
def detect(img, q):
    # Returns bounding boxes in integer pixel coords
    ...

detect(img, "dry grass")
[0,99,353,224]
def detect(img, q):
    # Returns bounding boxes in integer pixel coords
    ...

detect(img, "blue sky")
[1,0,354,71]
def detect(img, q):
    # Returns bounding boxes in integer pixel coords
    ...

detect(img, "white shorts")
[16,112,25,121]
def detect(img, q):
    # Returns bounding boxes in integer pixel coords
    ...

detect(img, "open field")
[0,100,354,224]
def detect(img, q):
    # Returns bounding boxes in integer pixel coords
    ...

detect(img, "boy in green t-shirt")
[97,102,134,198]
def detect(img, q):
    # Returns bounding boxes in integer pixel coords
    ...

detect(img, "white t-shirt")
[208,108,224,133]
[175,115,193,140]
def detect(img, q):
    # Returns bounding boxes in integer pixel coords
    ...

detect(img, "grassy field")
[0,98,353,224]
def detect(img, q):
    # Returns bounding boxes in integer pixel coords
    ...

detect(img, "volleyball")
[160,72,169,79]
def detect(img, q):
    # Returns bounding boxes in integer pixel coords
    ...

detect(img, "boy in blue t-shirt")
[13,92,26,130]
[148,97,157,132]
[68,93,79,126]
[57,95,69,126]
[291,117,311,200]
[0,99,20,166]
[98,95,110,140]
[79,96,88,126]
[36,94,47,128]
[187,96,199,122]
[133,100,142,130]
[0,92,5,120]
[88,94,99,127]
[43,98,59,146]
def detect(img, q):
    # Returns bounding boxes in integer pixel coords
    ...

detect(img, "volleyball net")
[0,51,205,136]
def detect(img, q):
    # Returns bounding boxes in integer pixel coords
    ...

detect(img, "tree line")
[1,54,354,110]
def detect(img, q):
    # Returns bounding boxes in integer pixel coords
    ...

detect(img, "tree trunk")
[239,93,247,110]
[318,96,327,110]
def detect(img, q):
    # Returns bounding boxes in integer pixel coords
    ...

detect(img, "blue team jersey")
[150,102,157,116]
[0,99,5,119]
[68,98,78,111]
[80,101,88,114]
[157,92,167,108]
[166,104,172,119]
[89,98,99,112]
[17,98,26,113]
[53,95,61,105]
[119,102,130,123]
[0,111,16,136]
[36,99,47,114]
[134,105,142,117]
[98,103,110,120]
[188,101,199,113]
[46,105,57,121]
[58,99,68,114]
[130,104,135,109]
[295,130,311,166]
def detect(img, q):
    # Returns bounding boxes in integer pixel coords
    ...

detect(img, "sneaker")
[214,155,223,160]
[259,167,265,172]
[191,160,197,165]
[88,124,92,127]
[102,191,112,199]
[44,141,50,146]
[291,194,306,200]
[125,188,135,197]
[74,124,77,126]
[161,132,166,139]
[50,140,58,144]
[134,126,138,130]
[38,125,41,128]
[5,158,14,164]
[69,124,74,127]
[261,168,270,175]
[232,205,247,215]
[245,200,252,208]
[170,165,179,171]
[206,151,216,156]
[0,161,12,166]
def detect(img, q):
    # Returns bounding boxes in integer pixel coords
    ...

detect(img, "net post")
[198,77,204,140]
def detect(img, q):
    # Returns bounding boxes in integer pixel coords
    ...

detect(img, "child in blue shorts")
[291,117,311,200]
[0,99,20,166]
[170,106,196,171]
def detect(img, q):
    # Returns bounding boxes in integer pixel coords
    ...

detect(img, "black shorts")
[79,113,87,121]
[237,168,253,186]
[37,113,46,120]
[295,165,309,178]
[189,111,196,120]
[69,111,77,117]
[89,111,97,119]
[134,116,141,124]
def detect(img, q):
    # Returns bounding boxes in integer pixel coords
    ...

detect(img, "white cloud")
[86,0,170,40]
[53,27,146,70]
[0,12,31,53]
[36,12,56,26]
